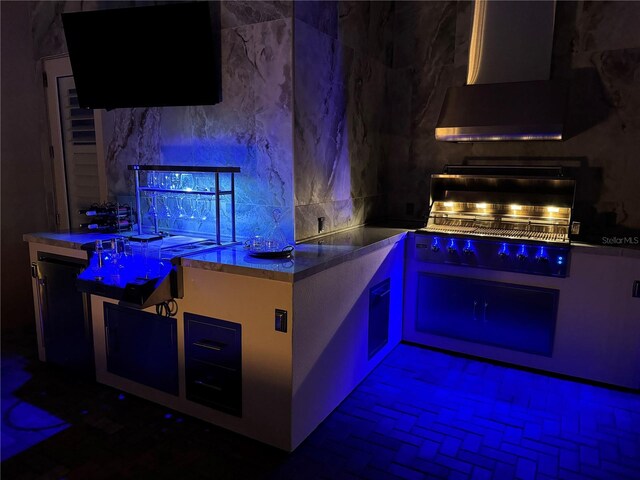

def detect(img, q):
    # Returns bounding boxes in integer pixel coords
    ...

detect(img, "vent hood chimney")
[435,1,568,142]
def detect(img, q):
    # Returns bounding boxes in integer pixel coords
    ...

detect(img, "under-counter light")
[547,206,560,213]
[434,130,563,142]
[510,204,522,211]
[476,203,488,209]
[443,202,454,208]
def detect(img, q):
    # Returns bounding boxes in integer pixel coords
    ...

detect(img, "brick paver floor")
[2,330,639,479]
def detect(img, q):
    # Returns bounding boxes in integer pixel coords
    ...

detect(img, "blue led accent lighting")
[79,251,172,289]
[519,244,527,254]
[557,256,564,265]
[435,131,563,142]
[499,242,509,255]
[449,239,456,249]
[465,240,472,250]
[157,142,295,242]
[303,343,640,479]
[1,355,70,461]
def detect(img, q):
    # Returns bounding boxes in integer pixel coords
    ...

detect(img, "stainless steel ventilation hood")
[435,1,567,142]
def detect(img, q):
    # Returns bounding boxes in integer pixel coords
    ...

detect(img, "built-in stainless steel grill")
[415,166,576,277]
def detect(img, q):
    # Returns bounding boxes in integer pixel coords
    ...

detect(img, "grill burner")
[416,168,576,277]
[427,224,566,242]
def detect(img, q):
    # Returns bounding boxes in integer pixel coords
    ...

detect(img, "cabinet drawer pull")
[193,340,226,351]
[194,380,223,391]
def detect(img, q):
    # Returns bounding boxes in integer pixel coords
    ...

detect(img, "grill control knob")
[446,239,457,254]
[517,253,527,261]
[535,247,548,263]
[462,247,473,255]
[431,244,440,253]
[498,251,509,259]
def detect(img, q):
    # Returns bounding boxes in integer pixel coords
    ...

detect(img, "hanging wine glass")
[170,173,181,190]
[186,196,197,220]
[176,195,187,219]
[181,173,195,191]
[159,173,171,190]
[157,195,172,224]
[194,173,209,192]
[197,196,209,222]
[146,171,158,188]
[146,194,157,224]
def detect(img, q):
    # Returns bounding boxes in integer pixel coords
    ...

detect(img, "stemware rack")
[128,164,240,244]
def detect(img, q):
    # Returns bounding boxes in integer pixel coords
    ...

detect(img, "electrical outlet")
[275,309,288,332]
[318,217,325,234]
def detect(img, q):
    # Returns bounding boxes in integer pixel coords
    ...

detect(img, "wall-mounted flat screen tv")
[62,2,221,110]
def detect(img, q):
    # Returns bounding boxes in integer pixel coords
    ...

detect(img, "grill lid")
[423,167,576,244]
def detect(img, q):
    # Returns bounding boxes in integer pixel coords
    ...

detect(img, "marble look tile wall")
[103,17,294,241]
[293,1,394,241]
[29,1,292,58]
[388,0,640,237]
[29,1,295,242]
[221,0,292,29]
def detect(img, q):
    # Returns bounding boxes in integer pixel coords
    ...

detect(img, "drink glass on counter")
[94,239,104,269]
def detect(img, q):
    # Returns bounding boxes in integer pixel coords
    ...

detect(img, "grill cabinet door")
[416,273,558,356]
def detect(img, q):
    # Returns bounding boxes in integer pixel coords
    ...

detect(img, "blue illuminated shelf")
[128,165,240,173]
[137,187,233,196]
[129,164,240,245]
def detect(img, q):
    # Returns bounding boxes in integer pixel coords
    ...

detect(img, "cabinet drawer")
[185,315,241,369]
[186,362,241,416]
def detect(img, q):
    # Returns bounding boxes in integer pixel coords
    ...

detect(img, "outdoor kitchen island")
[24,227,406,451]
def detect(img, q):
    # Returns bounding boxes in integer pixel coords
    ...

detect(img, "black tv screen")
[62,2,221,110]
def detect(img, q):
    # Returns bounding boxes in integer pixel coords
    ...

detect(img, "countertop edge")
[23,233,88,249]
[180,259,294,282]
[292,232,406,282]
[181,231,407,282]
[571,242,640,259]
[27,230,637,276]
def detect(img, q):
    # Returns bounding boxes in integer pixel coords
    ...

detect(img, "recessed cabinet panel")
[416,273,558,356]
[368,279,391,359]
[37,253,94,374]
[184,313,242,416]
[104,303,178,395]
